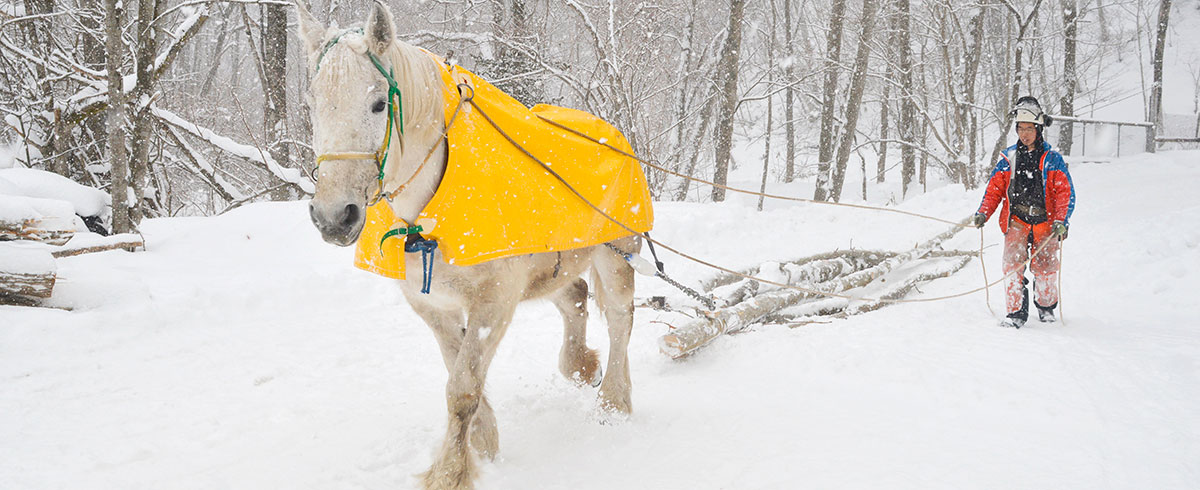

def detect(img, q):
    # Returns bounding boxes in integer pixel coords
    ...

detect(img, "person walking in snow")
[971,96,1076,328]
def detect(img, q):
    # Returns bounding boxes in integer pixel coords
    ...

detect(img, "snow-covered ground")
[3,151,1199,489]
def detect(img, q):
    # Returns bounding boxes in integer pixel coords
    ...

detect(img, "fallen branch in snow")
[659,222,968,359]
[51,233,145,258]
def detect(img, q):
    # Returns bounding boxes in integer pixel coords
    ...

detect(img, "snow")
[0,168,110,218]
[0,193,81,232]
[0,242,56,275]
[2,152,1198,489]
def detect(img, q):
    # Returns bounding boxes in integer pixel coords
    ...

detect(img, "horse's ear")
[364,1,395,57]
[294,1,327,61]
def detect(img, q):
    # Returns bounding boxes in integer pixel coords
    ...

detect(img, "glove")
[1051,221,1068,241]
[970,213,988,228]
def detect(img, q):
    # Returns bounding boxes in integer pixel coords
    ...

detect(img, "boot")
[1003,312,1027,329]
[1002,279,1029,328]
[1037,302,1058,323]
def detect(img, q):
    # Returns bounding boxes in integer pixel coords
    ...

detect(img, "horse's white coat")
[296,2,640,489]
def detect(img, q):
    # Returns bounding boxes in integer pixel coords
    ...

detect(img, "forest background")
[0,0,1186,233]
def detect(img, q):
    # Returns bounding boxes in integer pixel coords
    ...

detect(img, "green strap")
[366,51,405,136]
[313,29,404,185]
[379,224,424,249]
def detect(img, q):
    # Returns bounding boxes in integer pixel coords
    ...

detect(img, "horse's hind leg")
[408,300,499,462]
[551,278,602,386]
[591,237,639,414]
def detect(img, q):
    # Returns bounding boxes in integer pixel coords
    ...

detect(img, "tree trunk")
[1146,0,1171,153]
[878,62,892,184]
[783,0,796,183]
[813,0,847,202]
[128,0,164,225]
[1059,0,1078,155]
[264,2,292,200]
[758,0,777,212]
[895,0,916,197]
[105,0,132,234]
[963,7,985,188]
[711,0,746,203]
[675,91,719,201]
[200,5,234,97]
[830,0,879,203]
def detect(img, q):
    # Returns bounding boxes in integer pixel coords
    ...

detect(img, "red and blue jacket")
[976,141,1075,233]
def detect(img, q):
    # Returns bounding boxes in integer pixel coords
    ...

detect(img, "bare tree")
[782,0,797,183]
[712,0,746,202]
[812,0,846,202]
[896,0,917,197]
[263,1,291,199]
[829,0,879,203]
[1146,0,1170,153]
[1058,0,1079,154]
[104,0,131,233]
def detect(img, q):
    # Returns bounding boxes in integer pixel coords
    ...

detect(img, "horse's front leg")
[421,301,516,490]
[409,300,500,462]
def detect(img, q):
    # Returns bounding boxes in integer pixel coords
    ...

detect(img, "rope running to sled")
[535,116,963,228]
[467,98,1053,306]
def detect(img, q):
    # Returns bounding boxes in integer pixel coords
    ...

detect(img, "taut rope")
[467,97,1056,306]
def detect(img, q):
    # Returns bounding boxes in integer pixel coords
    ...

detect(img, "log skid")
[660,222,973,359]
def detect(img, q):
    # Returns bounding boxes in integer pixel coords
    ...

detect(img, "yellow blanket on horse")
[354,60,654,279]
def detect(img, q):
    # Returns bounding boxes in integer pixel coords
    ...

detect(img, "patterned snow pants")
[1003,216,1061,317]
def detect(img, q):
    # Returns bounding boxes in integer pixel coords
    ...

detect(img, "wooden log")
[779,255,973,319]
[660,222,967,359]
[711,253,888,307]
[699,249,896,292]
[0,244,57,303]
[51,233,145,258]
[0,195,78,245]
[0,218,75,245]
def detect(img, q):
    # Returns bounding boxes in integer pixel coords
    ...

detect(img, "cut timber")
[711,251,894,306]
[52,233,145,258]
[699,249,896,292]
[0,244,57,303]
[0,195,79,245]
[0,218,75,245]
[778,255,973,319]
[660,221,967,359]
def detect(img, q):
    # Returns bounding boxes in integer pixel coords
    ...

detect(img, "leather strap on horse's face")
[311,30,406,206]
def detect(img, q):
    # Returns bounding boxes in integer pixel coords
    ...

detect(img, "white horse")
[296,2,639,489]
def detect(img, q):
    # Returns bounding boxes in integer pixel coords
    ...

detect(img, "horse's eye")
[371,100,387,113]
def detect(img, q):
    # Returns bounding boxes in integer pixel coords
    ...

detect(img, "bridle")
[310,29,418,206]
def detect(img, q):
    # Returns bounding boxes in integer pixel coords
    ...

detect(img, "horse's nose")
[309,201,363,246]
[338,203,361,228]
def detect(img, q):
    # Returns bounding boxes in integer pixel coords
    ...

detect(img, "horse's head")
[296,1,442,247]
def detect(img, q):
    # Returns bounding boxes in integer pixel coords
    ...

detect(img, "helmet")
[1011,96,1053,127]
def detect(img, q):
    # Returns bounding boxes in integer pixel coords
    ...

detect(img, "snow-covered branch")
[153,107,314,195]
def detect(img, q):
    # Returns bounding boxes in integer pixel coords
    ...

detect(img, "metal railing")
[1050,114,1156,157]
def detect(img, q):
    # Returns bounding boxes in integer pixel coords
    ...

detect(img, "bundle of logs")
[659,222,974,359]
[1,200,143,307]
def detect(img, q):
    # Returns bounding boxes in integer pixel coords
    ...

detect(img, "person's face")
[1016,122,1038,147]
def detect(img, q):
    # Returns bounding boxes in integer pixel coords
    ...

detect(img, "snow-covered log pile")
[0,243,56,304]
[0,168,142,306]
[660,221,972,359]
[0,194,79,245]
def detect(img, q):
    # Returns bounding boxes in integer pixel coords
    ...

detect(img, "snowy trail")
[3,154,1199,489]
